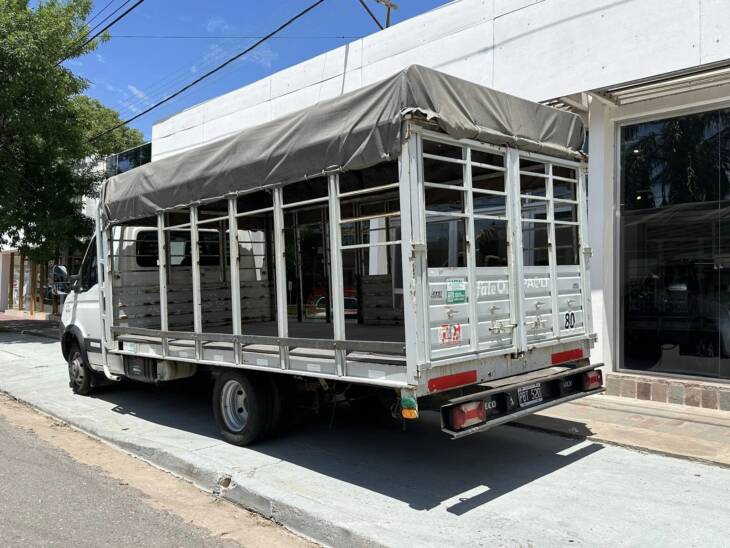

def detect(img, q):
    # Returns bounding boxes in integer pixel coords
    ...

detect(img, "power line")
[86,0,117,26]
[88,0,327,143]
[110,34,360,39]
[59,0,145,64]
[65,0,134,57]
[356,0,383,30]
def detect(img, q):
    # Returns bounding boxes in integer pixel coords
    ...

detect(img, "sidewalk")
[2,331,729,547]
[516,394,730,467]
[0,312,60,340]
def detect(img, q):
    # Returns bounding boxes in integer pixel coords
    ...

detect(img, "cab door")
[64,237,104,364]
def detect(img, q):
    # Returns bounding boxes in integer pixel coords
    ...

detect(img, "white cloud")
[245,43,278,69]
[189,64,198,74]
[67,59,83,67]
[206,16,233,33]
[127,84,152,105]
[95,53,105,63]
[104,82,120,93]
[121,101,142,114]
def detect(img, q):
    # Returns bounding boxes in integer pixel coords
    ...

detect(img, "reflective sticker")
[439,323,462,345]
[306,363,321,372]
[446,278,466,304]
[256,358,268,366]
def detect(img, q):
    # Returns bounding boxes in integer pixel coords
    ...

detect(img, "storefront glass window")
[620,108,730,380]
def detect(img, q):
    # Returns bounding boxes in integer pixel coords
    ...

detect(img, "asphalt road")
[2,332,730,547]
[0,413,239,548]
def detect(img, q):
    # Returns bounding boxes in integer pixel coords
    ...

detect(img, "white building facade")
[151,0,730,408]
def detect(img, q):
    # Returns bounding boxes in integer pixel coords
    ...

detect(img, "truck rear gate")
[64,66,595,444]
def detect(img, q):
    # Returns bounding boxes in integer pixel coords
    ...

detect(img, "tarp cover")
[103,65,585,224]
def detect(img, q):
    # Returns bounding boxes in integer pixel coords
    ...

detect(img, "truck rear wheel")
[213,370,267,446]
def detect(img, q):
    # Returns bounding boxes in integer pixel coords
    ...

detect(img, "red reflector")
[428,370,477,393]
[582,369,603,390]
[451,401,487,430]
[551,348,583,365]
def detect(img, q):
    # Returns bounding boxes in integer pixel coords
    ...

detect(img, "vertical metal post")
[228,197,242,364]
[547,164,560,339]
[7,252,14,309]
[190,205,203,358]
[327,174,346,376]
[272,187,290,369]
[577,166,593,335]
[464,147,479,352]
[96,207,119,380]
[506,148,527,353]
[157,212,169,356]
[18,255,25,311]
[399,129,427,384]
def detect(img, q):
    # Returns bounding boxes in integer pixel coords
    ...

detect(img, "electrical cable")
[356,0,383,30]
[110,34,360,39]
[88,0,326,143]
[59,0,145,64]
[85,0,117,26]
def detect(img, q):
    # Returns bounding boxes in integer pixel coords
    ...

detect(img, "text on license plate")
[518,383,543,407]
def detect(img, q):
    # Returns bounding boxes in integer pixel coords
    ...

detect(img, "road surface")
[0,394,310,548]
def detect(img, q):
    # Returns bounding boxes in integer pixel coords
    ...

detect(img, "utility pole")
[376,0,398,27]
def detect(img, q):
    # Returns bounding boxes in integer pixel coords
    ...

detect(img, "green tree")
[0,0,144,262]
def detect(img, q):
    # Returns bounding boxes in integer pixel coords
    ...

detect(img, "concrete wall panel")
[360,22,494,86]
[493,0,701,101]
[700,0,729,65]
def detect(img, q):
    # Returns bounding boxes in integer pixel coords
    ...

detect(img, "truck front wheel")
[67,342,100,396]
[213,370,268,446]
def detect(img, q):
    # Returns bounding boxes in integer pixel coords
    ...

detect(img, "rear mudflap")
[440,363,604,439]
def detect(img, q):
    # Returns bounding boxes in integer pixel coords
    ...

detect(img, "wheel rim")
[68,351,85,388]
[221,379,249,432]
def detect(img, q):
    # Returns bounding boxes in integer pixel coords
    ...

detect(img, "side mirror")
[69,274,81,292]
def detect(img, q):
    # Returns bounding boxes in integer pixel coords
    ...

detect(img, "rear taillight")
[582,369,603,390]
[450,401,486,430]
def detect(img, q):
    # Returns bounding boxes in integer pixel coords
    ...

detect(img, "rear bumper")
[441,363,604,439]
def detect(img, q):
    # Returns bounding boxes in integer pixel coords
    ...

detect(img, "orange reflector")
[402,408,419,420]
[551,348,583,365]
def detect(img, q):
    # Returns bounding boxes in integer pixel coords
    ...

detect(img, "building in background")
[149,0,730,409]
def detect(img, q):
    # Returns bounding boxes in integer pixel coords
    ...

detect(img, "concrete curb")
[0,388,399,548]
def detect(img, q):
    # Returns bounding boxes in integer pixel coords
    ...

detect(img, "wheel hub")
[68,353,85,387]
[221,379,249,432]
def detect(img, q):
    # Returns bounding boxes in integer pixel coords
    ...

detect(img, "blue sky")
[62,0,451,141]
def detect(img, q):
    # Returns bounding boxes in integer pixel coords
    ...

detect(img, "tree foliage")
[0,0,144,262]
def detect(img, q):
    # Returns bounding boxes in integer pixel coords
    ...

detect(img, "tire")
[67,342,100,396]
[212,370,268,446]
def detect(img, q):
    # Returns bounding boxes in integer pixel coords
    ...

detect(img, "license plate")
[517,383,543,407]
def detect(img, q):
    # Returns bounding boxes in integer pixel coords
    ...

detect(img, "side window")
[136,231,158,268]
[79,237,97,291]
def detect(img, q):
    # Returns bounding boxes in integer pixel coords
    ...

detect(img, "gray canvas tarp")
[103,65,585,224]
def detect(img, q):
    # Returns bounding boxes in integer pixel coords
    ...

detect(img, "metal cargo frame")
[97,120,594,399]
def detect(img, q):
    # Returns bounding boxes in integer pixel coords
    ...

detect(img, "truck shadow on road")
[94,378,603,514]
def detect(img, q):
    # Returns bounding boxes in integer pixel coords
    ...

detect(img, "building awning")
[593,61,730,106]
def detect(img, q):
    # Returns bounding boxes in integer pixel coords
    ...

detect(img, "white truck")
[60,66,603,446]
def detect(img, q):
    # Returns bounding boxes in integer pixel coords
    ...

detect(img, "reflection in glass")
[620,108,730,380]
